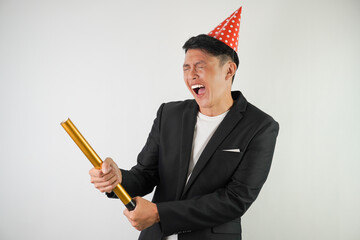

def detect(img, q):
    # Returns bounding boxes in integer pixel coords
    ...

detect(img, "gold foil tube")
[61,118,133,206]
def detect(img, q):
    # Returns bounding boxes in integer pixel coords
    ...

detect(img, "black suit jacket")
[109,91,279,240]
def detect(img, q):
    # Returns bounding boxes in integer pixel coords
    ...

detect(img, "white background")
[1,0,359,239]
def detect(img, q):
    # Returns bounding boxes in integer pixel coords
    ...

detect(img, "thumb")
[101,160,112,174]
[133,196,141,205]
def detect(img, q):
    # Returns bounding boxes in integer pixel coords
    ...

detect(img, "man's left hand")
[123,196,160,231]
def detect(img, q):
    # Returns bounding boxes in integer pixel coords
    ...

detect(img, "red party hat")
[208,7,242,52]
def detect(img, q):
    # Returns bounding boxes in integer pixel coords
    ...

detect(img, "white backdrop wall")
[0,0,359,239]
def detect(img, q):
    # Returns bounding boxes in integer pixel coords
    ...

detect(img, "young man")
[89,7,279,240]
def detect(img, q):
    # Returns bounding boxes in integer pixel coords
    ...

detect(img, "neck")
[199,93,233,117]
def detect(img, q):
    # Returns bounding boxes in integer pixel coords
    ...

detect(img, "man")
[89,7,279,240]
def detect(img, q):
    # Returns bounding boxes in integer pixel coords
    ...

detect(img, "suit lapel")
[175,101,198,200]
[181,91,246,198]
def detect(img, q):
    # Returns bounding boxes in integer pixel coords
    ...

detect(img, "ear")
[225,61,237,81]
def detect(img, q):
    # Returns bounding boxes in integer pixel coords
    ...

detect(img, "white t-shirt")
[164,110,229,240]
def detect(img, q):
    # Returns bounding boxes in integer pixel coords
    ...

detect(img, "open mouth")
[191,84,205,95]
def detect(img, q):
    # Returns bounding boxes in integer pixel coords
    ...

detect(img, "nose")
[188,68,198,81]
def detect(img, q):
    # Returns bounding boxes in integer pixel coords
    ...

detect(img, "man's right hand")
[89,157,122,193]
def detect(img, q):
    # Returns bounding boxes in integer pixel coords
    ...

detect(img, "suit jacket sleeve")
[157,118,279,235]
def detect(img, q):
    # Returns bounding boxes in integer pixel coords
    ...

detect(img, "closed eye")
[195,61,206,69]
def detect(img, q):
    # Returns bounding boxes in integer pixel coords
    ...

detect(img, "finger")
[104,180,119,193]
[90,176,103,183]
[90,170,116,183]
[89,168,103,178]
[123,208,130,219]
[101,171,117,181]
[98,185,115,193]
[90,174,110,184]
[93,174,118,188]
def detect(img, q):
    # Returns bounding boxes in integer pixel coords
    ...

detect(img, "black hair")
[182,34,239,82]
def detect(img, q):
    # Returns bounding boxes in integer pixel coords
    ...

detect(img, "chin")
[194,98,210,110]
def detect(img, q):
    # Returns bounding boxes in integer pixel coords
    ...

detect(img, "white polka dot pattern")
[208,6,242,52]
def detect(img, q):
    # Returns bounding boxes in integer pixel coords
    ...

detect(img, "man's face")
[183,49,233,116]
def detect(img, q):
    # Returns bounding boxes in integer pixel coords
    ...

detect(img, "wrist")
[153,203,160,223]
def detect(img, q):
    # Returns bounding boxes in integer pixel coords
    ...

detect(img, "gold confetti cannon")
[61,118,136,211]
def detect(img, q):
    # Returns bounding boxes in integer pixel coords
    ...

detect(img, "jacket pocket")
[214,149,243,158]
[212,150,244,174]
